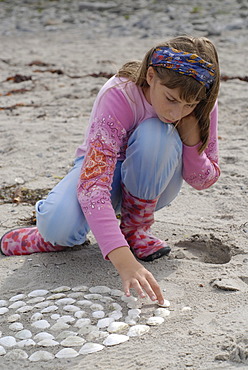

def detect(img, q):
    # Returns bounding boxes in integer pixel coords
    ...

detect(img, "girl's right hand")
[108,246,164,305]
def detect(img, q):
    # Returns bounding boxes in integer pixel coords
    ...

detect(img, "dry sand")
[0,3,248,369]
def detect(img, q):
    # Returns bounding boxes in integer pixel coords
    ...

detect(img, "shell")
[110,289,124,297]
[89,286,111,294]
[7,314,21,323]
[128,308,141,319]
[127,325,150,337]
[34,301,52,309]
[15,329,32,340]
[33,332,54,341]
[27,297,45,304]
[31,319,50,330]
[47,293,66,300]
[16,305,34,313]
[29,350,55,362]
[124,317,137,326]
[146,316,164,326]
[0,300,8,307]
[9,294,26,302]
[97,317,114,329]
[0,336,17,348]
[79,342,104,354]
[0,345,6,356]
[58,315,75,324]
[41,305,59,313]
[78,324,97,335]
[87,330,108,341]
[157,299,170,308]
[63,304,80,313]
[56,330,77,341]
[103,333,129,346]
[92,310,105,319]
[84,293,102,300]
[56,298,76,306]
[107,321,129,333]
[28,289,49,297]
[51,286,71,293]
[51,314,60,320]
[121,295,137,303]
[9,322,24,331]
[109,310,123,320]
[9,301,26,310]
[67,292,84,299]
[37,339,59,347]
[154,308,170,318]
[0,307,9,315]
[90,303,104,311]
[31,313,43,321]
[74,310,86,319]
[50,322,70,331]
[181,306,192,312]
[17,339,36,348]
[74,318,91,328]
[4,348,28,360]
[61,336,86,347]
[72,285,89,292]
[55,348,79,358]
[77,300,93,307]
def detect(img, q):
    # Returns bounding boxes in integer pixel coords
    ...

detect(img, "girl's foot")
[0,227,66,256]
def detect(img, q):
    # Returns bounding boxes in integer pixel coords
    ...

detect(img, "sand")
[0,1,248,369]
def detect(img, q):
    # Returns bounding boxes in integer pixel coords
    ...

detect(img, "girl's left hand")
[176,113,201,146]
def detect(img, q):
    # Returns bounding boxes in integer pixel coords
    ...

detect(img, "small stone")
[103,333,129,346]
[79,342,104,354]
[61,336,86,347]
[127,325,150,337]
[28,289,49,297]
[55,348,79,358]
[29,350,55,362]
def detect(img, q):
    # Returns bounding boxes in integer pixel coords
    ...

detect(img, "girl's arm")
[178,102,220,190]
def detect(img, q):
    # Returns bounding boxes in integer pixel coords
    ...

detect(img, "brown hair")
[117,36,220,153]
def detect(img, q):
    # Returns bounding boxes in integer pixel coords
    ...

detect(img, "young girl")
[1,36,220,305]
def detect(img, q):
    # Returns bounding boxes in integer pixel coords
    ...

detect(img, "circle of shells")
[0,285,170,362]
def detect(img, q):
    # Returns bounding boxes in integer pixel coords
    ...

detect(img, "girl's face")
[144,67,199,123]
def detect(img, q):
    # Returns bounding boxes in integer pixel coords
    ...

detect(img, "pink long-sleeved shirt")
[76,76,220,258]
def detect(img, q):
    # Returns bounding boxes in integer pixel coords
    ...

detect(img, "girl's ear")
[146,66,156,86]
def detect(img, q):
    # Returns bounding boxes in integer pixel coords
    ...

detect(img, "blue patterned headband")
[150,47,215,89]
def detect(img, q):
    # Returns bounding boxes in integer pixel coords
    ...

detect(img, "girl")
[1,36,220,305]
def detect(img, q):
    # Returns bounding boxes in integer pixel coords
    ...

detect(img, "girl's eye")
[166,97,176,103]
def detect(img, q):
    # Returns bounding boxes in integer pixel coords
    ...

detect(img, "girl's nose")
[170,106,183,121]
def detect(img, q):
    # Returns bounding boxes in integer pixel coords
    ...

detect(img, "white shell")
[55,348,79,358]
[90,303,104,311]
[103,333,129,346]
[181,306,192,312]
[0,307,9,315]
[61,336,86,347]
[9,322,24,331]
[74,318,91,328]
[28,289,49,297]
[87,330,108,341]
[4,348,28,360]
[78,324,97,335]
[0,336,17,348]
[9,294,26,302]
[0,345,6,355]
[67,292,84,299]
[41,305,58,313]
[63,304,80,313]
[77,300,93,307]
[124,317,136,325]
[157,299,170,308]
[17,339,36,348]
[92,310,105,319]
[9,301,26,310]
[50,322,70,331]
[7,314,21,323]
[51,314,60,320]
[110,289,124,297]
[110,302,123,311]
[128,308,141,319]
[72,285,89,292]
[56,330,77,341]
[84,293,102,300]
[89,286,111,294]
[16,305,33,313]
[0,300,8,307]
[109,310,123,320]
[74,310,86,319]
[34,332,54,341]
[146,316,164,326]
[27,297,45,304]
[107,321,129,333]
[121,295,137,303]
[154,308,170,318]
[31,319,50,330]
[127,325,150,337]
[29,350,55,362]
[37,339,59,347]
[15,329,32,340]
[58,315,75,324]
[79,342,104,354]
[31,313,43,321]
[34,301,52,309]
[56,298,76,305]
[51,286,71,293]
[47,293,66,300]
[97,317,114,329]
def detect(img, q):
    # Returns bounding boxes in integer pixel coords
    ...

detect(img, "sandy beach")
[0,1,248,369]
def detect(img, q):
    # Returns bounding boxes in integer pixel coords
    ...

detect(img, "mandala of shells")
[0,285,171,362]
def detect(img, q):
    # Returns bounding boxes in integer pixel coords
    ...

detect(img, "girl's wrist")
[108,246,139,272]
